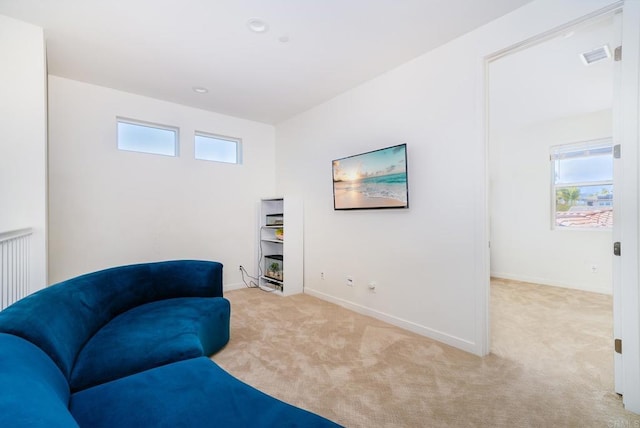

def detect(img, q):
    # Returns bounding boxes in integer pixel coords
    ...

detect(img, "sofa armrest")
[0,334,79,427]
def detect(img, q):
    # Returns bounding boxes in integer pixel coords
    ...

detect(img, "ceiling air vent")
[580,45,611,65]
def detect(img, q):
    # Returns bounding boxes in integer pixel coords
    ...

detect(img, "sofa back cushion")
[0,260,222,379]
[0,333,79,427]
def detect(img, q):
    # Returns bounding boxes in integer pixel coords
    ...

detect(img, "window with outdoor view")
[551,139,613,230]
[194,132,241,164]
[117,117,178,156]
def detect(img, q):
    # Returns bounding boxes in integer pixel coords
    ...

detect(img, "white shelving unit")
[258,197,303,296]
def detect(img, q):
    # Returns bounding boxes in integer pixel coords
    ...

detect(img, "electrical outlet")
[346,276,353,287]
[591,264,598,273]
[368,281,377,293]
[320,272,324,280]
[239,265,243,271]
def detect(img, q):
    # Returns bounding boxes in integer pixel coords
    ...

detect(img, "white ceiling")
[490,14,615,129]
[0,0,536,124]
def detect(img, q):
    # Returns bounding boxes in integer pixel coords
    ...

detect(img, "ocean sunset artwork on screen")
[332,144,409,210]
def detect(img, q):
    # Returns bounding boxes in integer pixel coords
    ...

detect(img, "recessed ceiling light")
[247,18,269,33]
[192,86,208,94]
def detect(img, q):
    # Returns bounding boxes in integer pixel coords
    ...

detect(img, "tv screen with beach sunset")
[332,144,409,210]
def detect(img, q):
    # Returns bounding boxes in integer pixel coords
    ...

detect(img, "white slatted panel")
[0,229,33,310]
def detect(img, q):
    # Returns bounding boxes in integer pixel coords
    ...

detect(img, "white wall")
[490,110,613,294]
[275,0,621,355]
[0,15,47,292]
[48,76,275,286]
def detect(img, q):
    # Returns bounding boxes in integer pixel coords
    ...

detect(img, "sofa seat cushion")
[70,357,341,428]
[70,297,230,391]
[0,333,79,427]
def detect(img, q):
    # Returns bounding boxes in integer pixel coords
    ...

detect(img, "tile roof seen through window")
[555,208,613,229]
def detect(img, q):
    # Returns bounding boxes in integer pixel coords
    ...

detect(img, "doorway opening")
[487,11,619,395]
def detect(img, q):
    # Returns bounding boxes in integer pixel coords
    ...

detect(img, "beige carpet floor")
[212,279,640,427]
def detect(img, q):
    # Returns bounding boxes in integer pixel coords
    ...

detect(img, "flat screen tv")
[332,143,409,210]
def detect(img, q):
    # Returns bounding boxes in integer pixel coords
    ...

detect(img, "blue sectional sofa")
[0,260,340,427]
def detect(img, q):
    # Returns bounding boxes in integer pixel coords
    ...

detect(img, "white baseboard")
[304,287,480,356]
[223,282,246,292]
[490,272,612,295]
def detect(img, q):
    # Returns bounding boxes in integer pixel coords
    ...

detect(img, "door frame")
[616,0,640,413]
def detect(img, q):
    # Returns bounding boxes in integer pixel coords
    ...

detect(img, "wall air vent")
[580,45,611,65]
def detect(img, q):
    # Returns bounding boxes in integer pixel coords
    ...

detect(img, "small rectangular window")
[117,117,178,156]
[551,139,613,230]
[194,132,241,164]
